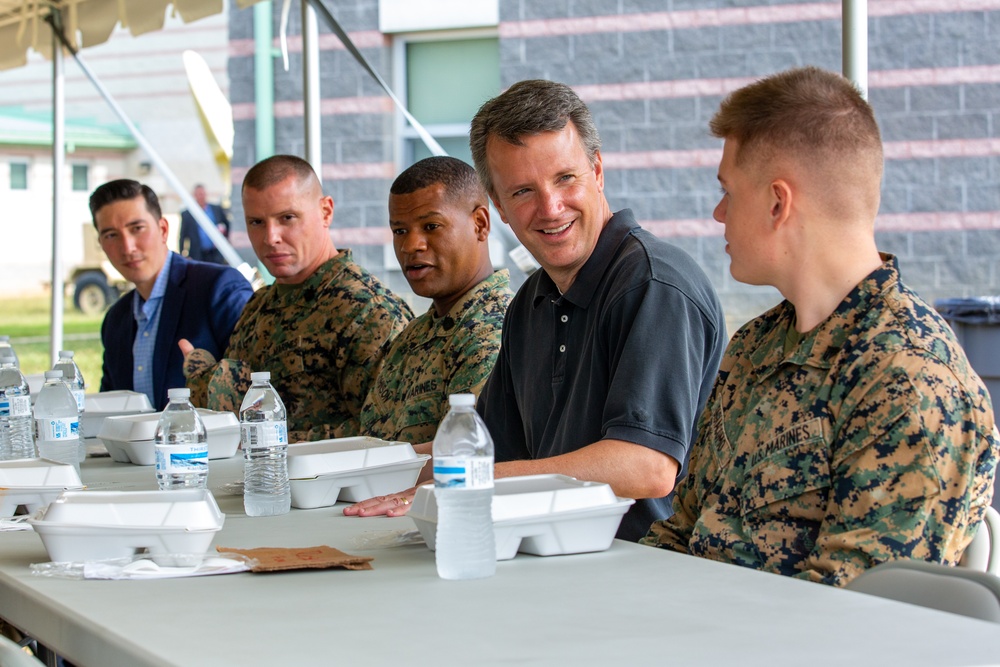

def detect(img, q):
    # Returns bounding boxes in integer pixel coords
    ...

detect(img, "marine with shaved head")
[182,154,412,441]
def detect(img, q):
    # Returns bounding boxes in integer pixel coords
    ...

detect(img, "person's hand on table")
[343,487,417,517]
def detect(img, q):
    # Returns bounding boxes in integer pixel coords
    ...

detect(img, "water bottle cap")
[250,371,271,382]
[0,350,13,362]
[448,393,476,407]
[58,350,74,358]
[167,388,191,400]
[44,370,63,379]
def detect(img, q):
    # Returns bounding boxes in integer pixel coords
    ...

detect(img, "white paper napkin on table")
[30,554,252,580]
[0,516,32,531]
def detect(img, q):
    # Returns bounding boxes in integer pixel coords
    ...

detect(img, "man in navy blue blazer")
[90,180,253,410]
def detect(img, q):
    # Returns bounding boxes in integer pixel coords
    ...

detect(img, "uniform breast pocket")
[274,345,306,375]
[740,427,832,564]
[396,394,441,430]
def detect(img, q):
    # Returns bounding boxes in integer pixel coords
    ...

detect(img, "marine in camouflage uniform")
[359,270,512,444]
[642,254,999,586]
[184,250,412,441]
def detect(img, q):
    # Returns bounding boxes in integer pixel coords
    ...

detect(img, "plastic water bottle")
[154,388,208,490]
[240,372,290,516]
[0,351,34,460]
[53,350,86,463]
[0,337,19,369]
[53,351,85,413]
[433,393,496,580]
[34,370,81,474]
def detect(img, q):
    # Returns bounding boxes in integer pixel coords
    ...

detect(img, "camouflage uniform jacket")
[184,251,412,441]
[359,270,512,444]
[642,254,998,586]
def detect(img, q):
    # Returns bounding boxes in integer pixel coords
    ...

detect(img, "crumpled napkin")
[0,516,32,532]
[30,553,253,580]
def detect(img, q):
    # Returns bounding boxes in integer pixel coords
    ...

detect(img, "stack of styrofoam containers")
[286,437,431,509]
[98,409,240,464]
[81,390,155,440]
[28,489,225,563]
[409,474,635,560]
[0,459,84,516]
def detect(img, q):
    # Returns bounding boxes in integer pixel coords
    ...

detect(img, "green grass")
[0,295,104,388]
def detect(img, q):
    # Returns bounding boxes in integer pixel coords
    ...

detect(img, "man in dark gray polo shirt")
[348,80,726,541]
[468,80,727,540]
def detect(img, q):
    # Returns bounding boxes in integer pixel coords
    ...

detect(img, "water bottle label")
[8,396,30,418]
[0,397,30,418]
[433,456,493,489]
[73,390,85,412]
[241,421,288,449]
[36,418,79,441]
[155,444,208,473]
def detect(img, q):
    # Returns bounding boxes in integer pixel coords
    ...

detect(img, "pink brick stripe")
[637,212,1000,239]
[232,162,395,184]
[500,0,1000,38]
[232,214,1000,247]
[229,31,388,57]
[232,96,393,120]
[604,137,1000,171]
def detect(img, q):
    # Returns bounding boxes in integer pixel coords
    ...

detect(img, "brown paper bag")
[216,545,373,572]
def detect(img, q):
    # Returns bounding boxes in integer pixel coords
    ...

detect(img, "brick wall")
[230,0,1000,333]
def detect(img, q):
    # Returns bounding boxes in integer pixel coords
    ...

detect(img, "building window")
[10,162,28,190]
[71,164,89,191]
[399,35,499,167]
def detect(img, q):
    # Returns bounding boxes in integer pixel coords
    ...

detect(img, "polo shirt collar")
[531,209,638,309]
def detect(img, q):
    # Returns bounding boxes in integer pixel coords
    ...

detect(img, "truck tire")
[73,272,114,315]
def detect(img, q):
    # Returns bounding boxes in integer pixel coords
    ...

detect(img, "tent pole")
[843,0,868,99]
[45,17,251,279]
[49,10,65,363]
[301,0,321,175]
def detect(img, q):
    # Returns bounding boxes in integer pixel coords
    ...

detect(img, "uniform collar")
[416,270,511,343]
[751,253,901,376]
[273,250,353,301]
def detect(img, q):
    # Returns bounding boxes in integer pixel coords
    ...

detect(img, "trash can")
[936,296,1000,511]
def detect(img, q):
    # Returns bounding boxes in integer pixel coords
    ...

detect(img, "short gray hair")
[469,79,601,199]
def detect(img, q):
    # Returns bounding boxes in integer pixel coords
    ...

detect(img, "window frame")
[390,27,499,172]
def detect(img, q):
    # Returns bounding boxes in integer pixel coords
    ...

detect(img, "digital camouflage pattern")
[642,255,999,587]
[359,270,512,444]
[184,251,412,441]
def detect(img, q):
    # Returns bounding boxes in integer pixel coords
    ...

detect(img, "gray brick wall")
[230,0,1000,334]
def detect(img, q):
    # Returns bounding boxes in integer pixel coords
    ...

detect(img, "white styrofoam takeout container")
[409,474,635,560]
[0,459,84,517]
[98,409,240,464]
[28,489,224,563]
[81,390,154,439]
[287,437,430,509]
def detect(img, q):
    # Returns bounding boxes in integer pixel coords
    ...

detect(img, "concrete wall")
[228,0,1000,332]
